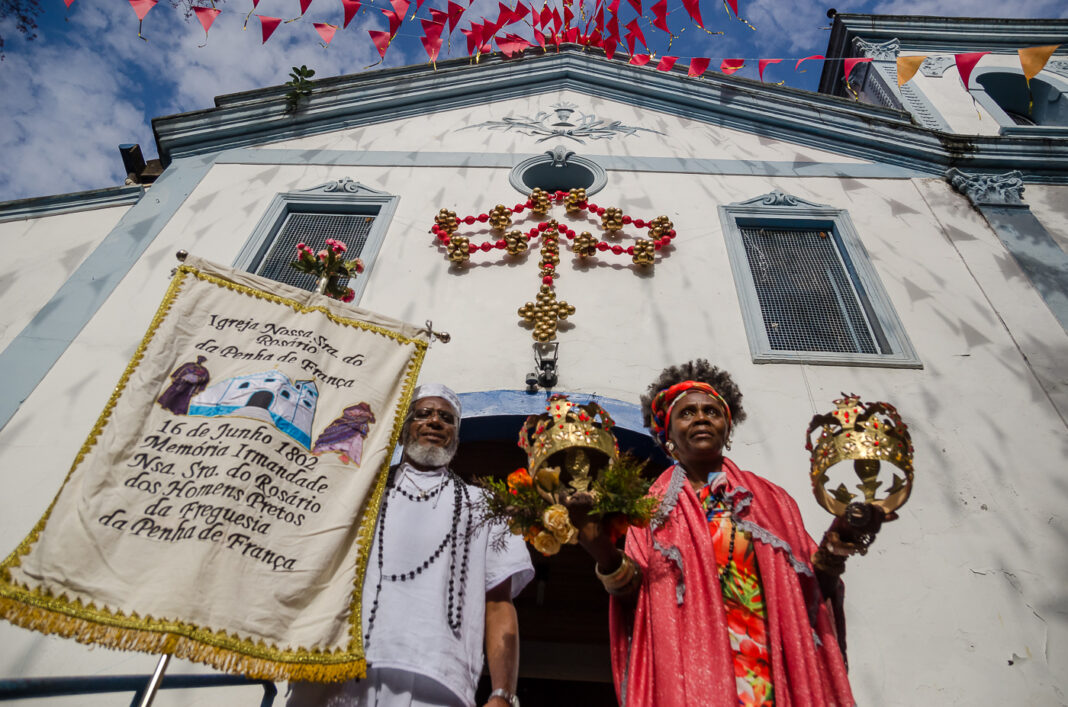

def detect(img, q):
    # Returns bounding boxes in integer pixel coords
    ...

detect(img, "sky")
[0,0,1065,203]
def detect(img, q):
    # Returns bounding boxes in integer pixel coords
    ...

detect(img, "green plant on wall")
[284,65,315,114]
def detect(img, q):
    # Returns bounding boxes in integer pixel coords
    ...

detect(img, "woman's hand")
[564,491,623,573]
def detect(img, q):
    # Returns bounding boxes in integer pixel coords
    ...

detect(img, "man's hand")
[484,582,519,707]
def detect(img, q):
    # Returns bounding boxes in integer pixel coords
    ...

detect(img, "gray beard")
[404,438,456,469]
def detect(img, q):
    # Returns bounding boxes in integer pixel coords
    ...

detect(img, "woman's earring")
[724,437,732,451]
[665,440,676,453]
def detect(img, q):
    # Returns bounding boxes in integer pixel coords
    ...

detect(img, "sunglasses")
[412,407,457,425]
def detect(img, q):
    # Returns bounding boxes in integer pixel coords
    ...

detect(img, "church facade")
[0,12,1065,706]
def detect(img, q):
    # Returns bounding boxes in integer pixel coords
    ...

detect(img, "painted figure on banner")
[288,383,533,707]
[156,355,211,415]
[312,402,376,466]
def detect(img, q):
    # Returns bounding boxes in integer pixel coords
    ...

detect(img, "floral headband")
[649,380,732,449]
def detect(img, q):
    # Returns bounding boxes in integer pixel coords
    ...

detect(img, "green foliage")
[0,0,43,57]
[284,64,316,114]
[589,454,659,523]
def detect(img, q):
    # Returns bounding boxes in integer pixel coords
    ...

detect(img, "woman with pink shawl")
[568,360,866,707]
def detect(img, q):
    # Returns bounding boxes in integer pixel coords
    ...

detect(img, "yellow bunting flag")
[897,55,926,87]
[1018,44,1059,83]
[0,256,430,682]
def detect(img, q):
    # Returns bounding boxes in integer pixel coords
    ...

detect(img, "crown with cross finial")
[518,395,619,493]
[806,394,915,518]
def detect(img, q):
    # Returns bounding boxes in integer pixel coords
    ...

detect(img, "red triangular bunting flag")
[461,23,481,54]
[681,0,702,27]
[603,37,617,60]
[608,0,619,14]
[954,51,989,88]
[656,55,677,71]
[552,7,562,33]
[629,53,651,66]
[314,22,337,44]
[390,0,410,18]
[758,58,781,82]
[299,0,313,14]
[421,17,443,41]
[795,54,823,71]
[624,18,645,48]
[421,34,443,61]
[258,14,281,42]
[512,2,529,23]
[565,26,578,43]
[342,0,360,28]
[64,0,76,7]
[724,0,736,15]
[369,29,392,57]
[381,8,402,35]
[651,0,669,34]
[447,0,465,31]
[193,6,221,33]
[251,0,260,6]
[720,58,744,74]
[843,57,872,81]
[540,5,552,30]
[129,0,157,21]
[688,57,710,77]
[627,0,641,16]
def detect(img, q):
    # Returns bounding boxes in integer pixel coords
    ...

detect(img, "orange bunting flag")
[843,57,872,81]
[1019,45,1059,82]
[299,0,313,14]
[720,58,744,75]
[896,56,925,86]
[651,0,669,34]
[193,6,221,33]
[795,54,823,71]
[657,55,677,71]
[954,51,988,88]
[629,53,651,66]
[688,57,710,77]
[369,29,392,57]
[314,22,337,44]
[258,14,281,42]
[758,58,780,82]
[342,0,360,28]
[129,0,157,21]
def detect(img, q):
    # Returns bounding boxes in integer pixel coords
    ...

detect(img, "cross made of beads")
[430,188,677,342]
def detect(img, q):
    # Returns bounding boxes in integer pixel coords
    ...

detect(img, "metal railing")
[0,674,277,706]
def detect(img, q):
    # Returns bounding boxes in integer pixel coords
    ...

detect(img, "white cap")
[410,383,462,426]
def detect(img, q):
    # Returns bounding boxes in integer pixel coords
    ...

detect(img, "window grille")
[739,226,885,355]
[253,212,375,292]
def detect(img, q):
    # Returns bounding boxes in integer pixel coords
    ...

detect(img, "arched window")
[972,70,1068,130]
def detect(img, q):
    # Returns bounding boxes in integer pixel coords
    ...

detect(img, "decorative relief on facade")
[734,190,826,208]
[898,81,951,131]
[460,102,663,143]
[945,168,1026,206]
[303,178,387,195]
[852,38,900,62]
[919,56,955,78]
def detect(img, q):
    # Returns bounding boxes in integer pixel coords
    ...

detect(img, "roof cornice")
[151,45,1068,184]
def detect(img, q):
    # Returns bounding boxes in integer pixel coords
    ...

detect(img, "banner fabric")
[0,256,430,682]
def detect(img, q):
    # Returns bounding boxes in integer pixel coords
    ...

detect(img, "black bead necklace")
[364,467,471,645]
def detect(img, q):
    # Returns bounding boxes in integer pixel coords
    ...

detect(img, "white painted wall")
[0,206,131,351]
[1,94,1066,706]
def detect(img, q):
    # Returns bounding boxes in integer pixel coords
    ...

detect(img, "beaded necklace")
[365,465,474,646]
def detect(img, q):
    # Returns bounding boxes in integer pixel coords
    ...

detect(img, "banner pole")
[136,654,171,707]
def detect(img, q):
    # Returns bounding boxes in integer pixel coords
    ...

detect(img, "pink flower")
[354,258,365,274]
[335,240,348,252]
[325,238,335,246]
[341,289,355,303]
[297,242,307,250]
[318,250,328,260]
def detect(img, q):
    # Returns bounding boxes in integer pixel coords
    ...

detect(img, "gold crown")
[518,395,619,494]
[806,394,914,518]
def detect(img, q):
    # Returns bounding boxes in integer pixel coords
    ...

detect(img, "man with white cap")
[289,383,533,707]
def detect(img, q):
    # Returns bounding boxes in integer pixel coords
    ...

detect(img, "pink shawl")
[609,460,854,706]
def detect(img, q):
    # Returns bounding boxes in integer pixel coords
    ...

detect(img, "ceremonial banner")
[0,256,429,682]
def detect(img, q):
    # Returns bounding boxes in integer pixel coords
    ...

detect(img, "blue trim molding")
[0,185,143,223]
[0,155,215,432]
[946,168,1068,331]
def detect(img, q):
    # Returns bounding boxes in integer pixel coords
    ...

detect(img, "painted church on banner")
[0,11,1066,707]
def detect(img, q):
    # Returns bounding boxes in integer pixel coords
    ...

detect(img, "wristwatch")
[489,688,520,707]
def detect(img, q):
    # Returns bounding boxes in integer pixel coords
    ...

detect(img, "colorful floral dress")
[699,477,775,706]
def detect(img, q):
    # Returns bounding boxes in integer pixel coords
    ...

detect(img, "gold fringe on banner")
[0,262,429,683]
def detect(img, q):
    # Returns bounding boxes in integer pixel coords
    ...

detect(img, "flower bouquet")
[480,455,657,556]
[289,238,365,303]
